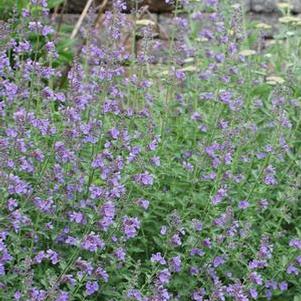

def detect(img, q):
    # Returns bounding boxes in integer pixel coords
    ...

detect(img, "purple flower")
[212,187,227,205]
[157,268,171,285]
[56,292,69,301]
[248,260,267,270]
[264,165,277,186]
[170,256,181,272]
[14,291,22,301]
[190,248,205,257]
[108,127,120,139]
[151,156,160,166]
[69,211,86,224]
[127,289,144,301]
[289,239,301,249]
[203,238,212,248]
[114,247,126,261]
[190,266,199,276]
[136,198,150,210]
[101,201,115,218]
[238,200,250,209]
[250,272,263,285]
[42,25,54,36]
[286,265,299,275]
[148,138,159,150]
[170,233,182,246]
[192,289,206,301]
[47,249,59,264]
[81,232,105,252]
[74,257,93,276]
[122,216,140,239]
[95,267,109,282]
[134,172,154,186]
[213,256,225,268]
[7,199,18,211]
[249,288,258,299]
[151,252,166,265]
[279,281,288,291]
[85,281,99,296]
[227,283,248,301]
[160,226,167,235]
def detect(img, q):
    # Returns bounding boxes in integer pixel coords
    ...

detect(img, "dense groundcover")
[0,0,300,300]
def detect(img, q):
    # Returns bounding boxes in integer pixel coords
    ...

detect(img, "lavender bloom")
[56,292,69,301]
[263,165,278,186]
[47,249,59,264]
[226,283,249,301]
[127,289,144,301]
[151,252,166,265]
[279,281,288,291]
[248,260,267,270]
[157,268,171,285]
[170,256,181,272]
[250,272,263,285]
[160,226,167,235]
[69,211,86,224]
[190,248,205,257]
[122,216,140,239]
[170,233,182,246]
[14,291,22,301]
[85,281,99,296]
[81,232,105,252]
[190,266,200,276]
[151,156,161,167]
[0,2,300,299]
[249,288,258,299]
[286,265,299,275]
[212,187,227,205]
[75,258,94,275]
[289,239,301,249]
[114,247,126,261]
[109,127,120,139]
[95,267,109,282]
[137,198,150,210]
[238,200,250,210]
[213,256,225,268]
[134,172,154,186]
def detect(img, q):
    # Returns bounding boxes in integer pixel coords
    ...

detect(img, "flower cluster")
[0,0,300,300]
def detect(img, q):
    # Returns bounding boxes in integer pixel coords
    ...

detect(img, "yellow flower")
[266,76,285,85]
[277,2,293,10]
[136,19,156,27]
[279,16,300,24]
[239,49,257,57]
[183,57,195,64]
[255,23,272,29]
[179,66,198,72]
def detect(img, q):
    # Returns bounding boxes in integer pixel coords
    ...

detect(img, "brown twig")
[94,0,109,28]
[53,0,67,40]
[121,5,150,47]
[145,9,170,40]
[70,0,95,39]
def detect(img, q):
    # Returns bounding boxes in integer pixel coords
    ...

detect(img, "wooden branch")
[70,0,94,39]
[94,0,109,28]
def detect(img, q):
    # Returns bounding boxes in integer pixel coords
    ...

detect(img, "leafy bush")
[0,0,300,300]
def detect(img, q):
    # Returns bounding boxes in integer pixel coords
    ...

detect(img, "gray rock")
[64,0,174,14]
[251,0,278,13]
[292,0,301,13]
[244,0,252,12]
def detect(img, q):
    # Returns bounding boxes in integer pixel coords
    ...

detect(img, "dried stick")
[145,9,170,40]
[70,0,94,39]
[94,0,109,28]
[121,5,150,47]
